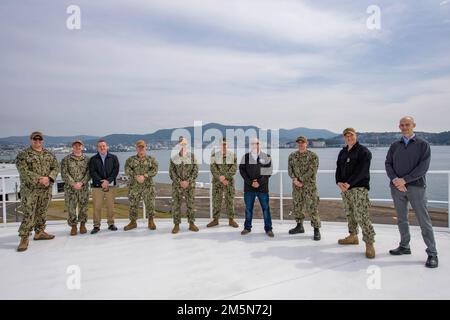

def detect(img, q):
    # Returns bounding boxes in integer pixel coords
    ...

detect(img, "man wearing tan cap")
[169,136,199,234]
[61,140,90,236]
[288,136,321,241]
[124,140,159,231]
[16,131,59,252]
[207,137,239,228]
[335,128,376,259]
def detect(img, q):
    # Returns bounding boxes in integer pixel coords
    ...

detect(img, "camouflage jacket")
[169,152,199,186]
[125,154,158,187]
[210,150,237,183]
[288,150,319,187]
[15,147,59,190]
[61,154,90,190]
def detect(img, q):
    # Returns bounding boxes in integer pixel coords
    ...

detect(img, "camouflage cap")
[295,136,307,143]
[135,140,146,148]
[72,139,84,146]
[30,131,43,140]
[343,128,356,136]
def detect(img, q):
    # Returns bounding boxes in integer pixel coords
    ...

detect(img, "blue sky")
[0,0,449,136]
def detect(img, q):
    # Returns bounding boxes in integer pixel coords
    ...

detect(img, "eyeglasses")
[33,137,43,141]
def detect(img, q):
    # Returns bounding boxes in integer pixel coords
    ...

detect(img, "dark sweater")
[385,136,431,187]
[239,152,273,193]
[335,142,372,190]
[89,152,120,188]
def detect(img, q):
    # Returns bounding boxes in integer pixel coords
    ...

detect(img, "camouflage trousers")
[65,187,89,226]
[172,185,195,224]
[292,185,321,228]
[18,187,52,237]
[212,182,235,219]
[128,184,156,222]
[341,187,376,244]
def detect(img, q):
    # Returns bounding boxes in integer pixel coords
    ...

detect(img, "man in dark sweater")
[335,128,376,259]
[385,116,438,268]
[239,138,274,237]
[89,139,120,234]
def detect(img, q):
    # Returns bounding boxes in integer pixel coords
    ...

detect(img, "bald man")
[385,116,438,268]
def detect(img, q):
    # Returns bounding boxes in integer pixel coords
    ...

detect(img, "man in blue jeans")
[239,138,274,237]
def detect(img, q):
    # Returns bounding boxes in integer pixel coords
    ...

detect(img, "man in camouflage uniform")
[169,137,199,234]
[61,139,90,236]
[16,131,59,252]
[335,128,376,259]
[207,138,239,228]
[124,140,159,231]
[288,136,321,241]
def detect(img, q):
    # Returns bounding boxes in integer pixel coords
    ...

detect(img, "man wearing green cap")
[61,139,90,236]
[124,140,159,231]
[335,128,376,259]
[207,138,239,228]
[169,136,199,234]
[16,131,59,252]
[288,136,321,241]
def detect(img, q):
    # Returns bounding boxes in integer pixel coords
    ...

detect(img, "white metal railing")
[1,170,450,228]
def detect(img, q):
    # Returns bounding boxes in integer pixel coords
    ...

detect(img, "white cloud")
[0,0,449,136]
[104,0,370,47]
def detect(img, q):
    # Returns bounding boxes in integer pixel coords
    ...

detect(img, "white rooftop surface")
[0,219,449,300]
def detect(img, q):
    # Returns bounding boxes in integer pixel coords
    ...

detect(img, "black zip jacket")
[89,152,120,188]
[335,142,372,190]
[239,152,273,193]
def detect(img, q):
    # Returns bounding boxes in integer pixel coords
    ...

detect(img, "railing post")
[448,173,450,229]
[143,201,147,220]
[209,172,213,220]
[280,172,283,221]
[2,177,6,226]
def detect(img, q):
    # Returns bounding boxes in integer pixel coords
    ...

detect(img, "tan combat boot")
[79,223,87,234]
[34,230,55,240]
[148,217,156,230]
[206,218,219,228]
[338,234,359,245]
[228,218,239,228]
[172,224,180,234]
[124,221,137,231]
[366,243,376,259]
[189,222,199,232]
[70,225,77,236]
[17,237,29,252]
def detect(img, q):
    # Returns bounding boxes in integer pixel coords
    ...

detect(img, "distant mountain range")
[0,123,337,146]
[0,135,100,146]
[325,131,450,146]
[1,124,449,147]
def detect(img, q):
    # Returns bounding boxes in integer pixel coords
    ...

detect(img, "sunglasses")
[33,137,43,141]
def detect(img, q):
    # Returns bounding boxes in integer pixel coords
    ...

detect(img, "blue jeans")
[244,192,272,232]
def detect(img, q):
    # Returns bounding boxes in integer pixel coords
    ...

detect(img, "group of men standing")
[13,116,439,268]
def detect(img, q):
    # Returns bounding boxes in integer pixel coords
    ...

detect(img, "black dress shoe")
[389,246,411,255]
[425,256,438,268]
[108,225,118,231]
[313,228,321,241]
[289,223,304,234]
[91,227,100,234]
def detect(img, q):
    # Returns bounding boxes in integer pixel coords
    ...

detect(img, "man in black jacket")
[239,138,274,237]
[385,116,438,268]
[89,139,120,234]
[335,128,376,259]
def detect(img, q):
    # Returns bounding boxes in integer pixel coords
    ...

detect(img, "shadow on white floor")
[0,219,448,300]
